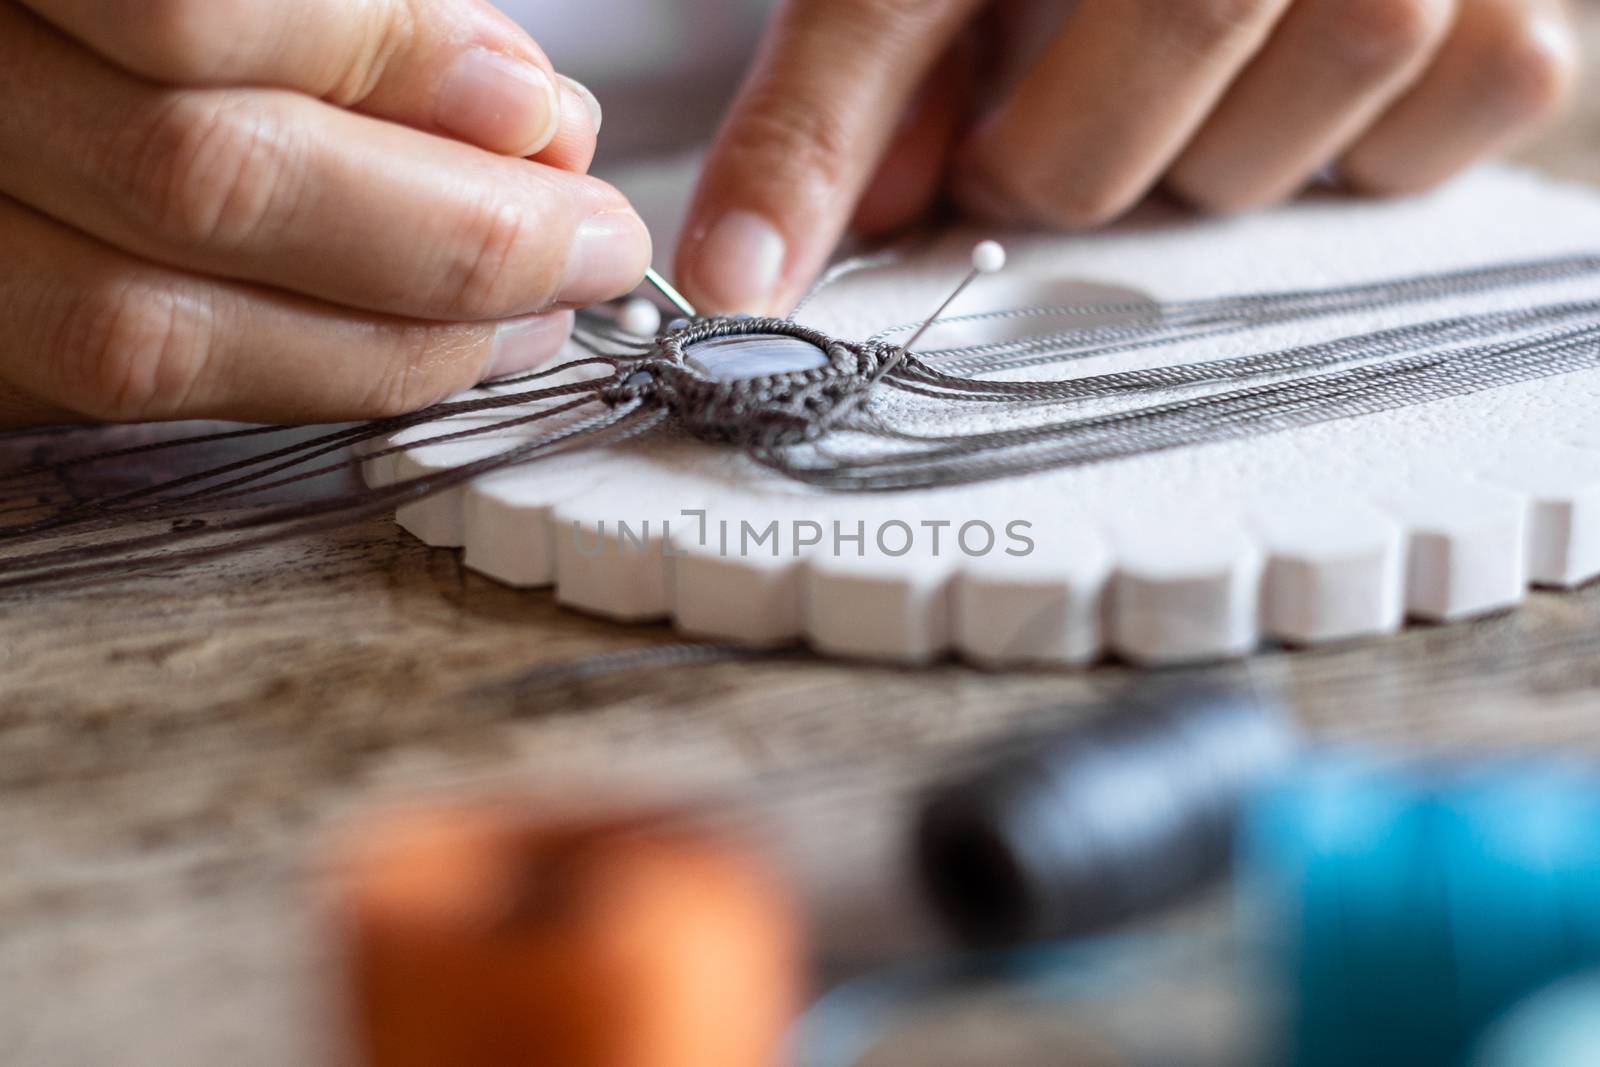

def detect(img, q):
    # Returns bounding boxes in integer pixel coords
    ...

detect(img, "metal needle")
[643,267,698,319]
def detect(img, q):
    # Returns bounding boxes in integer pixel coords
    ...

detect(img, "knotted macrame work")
[4,166,1600,669]
[0,249,1596,589]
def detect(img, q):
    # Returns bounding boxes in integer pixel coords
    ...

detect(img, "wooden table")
[3,13,1598,1064]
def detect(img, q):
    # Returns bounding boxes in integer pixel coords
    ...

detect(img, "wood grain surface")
[2,13,1599,1065]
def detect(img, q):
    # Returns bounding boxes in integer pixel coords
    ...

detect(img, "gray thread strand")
[759,325,1600,490]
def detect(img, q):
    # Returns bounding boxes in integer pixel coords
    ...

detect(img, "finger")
[535,76,603,173]
[19,0,596,162]
[1166,0,1457,212]
[1340,0,1578,195]
[0,195,574,426]
[676,0,986,314]
[852,46,974,237]
[953,0,1294,228]
[0,5,651,323]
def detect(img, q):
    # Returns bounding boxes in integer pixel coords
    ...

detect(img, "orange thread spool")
[334,803,804,1067]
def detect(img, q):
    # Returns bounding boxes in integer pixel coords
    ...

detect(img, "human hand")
[0,0,652,427]
[678,0,1579,314]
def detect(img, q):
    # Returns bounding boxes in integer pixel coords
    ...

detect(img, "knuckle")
[849,0,963,31]
[122,95,302,251]
[1474,12,1578,122]
[53,282,210,422]
[1141,0,1281,48]
[726,92,857,200]
[1167,169,1262,215]
[801,0,962,41]
[1046,187,1131,229]
[965,152,1135,228]
[1319,0,1456,71]
[439,200,537,319]
[858,0,959,16]
[1339,148,1442,198]
[1009,166,1132,228]
[327,0,422,106]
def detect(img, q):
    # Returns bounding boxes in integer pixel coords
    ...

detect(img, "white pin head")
[971,240,1007,275]
[904,239,1009,351]
[620,297,663,338]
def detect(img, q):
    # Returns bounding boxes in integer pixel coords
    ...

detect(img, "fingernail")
[438,49,561,156]
[557,74,603,133]
[690,211,786,314]
[558,211,653,306]
[485,311,574,380]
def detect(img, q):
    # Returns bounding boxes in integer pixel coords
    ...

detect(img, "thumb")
[676,0,981,315]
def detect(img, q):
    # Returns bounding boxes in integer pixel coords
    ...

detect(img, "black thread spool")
[915,682,1299,947]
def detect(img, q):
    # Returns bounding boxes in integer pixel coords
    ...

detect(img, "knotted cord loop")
[603,316,906,446]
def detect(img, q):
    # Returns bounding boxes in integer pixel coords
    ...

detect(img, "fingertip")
[435,48,564,157]
[531,78,601,172]
[557,209,653,307]
[678,210,788,315]
[483,310,575,381]
[558,75,603,134]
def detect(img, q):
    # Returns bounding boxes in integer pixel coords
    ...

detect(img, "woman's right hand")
[0,0,652,427]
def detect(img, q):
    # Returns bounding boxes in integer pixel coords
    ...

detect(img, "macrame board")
[367,162,1600,667]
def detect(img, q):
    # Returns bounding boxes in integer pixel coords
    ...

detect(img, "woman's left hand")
[677,0,1580,315]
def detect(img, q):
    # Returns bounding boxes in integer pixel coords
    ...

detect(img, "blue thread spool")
[804,752,1600,1067]
[806,748,1600,1067]
[915,682,1299,946]
[1472,970,1600,1066]
[1240,758,1600,1067]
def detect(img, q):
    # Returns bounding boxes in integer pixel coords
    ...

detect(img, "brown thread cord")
[0,400,662,591]
[0,255,1594,588]
[0,351,633,543]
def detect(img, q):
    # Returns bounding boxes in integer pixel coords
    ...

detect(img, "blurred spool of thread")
[1241,758,1600,1067]
[332,803,804,1067]
[1472,970,1600,1067]
[915,682,1299,946]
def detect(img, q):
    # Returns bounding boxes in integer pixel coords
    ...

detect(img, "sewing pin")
[643,267,698,319]
[904,240,1007,352]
